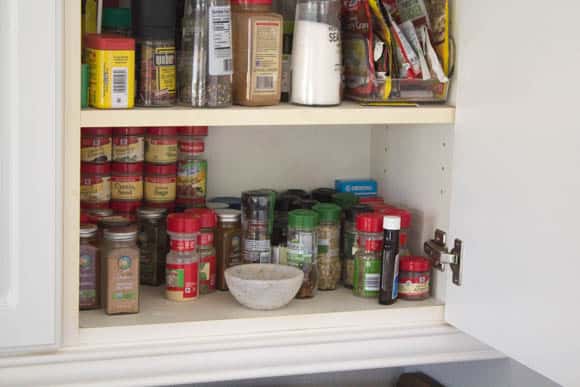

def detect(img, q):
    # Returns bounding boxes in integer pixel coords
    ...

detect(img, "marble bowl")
[225,264,303,310]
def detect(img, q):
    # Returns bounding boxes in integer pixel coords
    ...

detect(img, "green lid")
[102,8,132,29]
[332,192,359,209]
[288,209,319,230]
[312,203,341,223]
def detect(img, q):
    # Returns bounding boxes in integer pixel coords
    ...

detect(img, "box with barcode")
[335,178,378,197]
[86,34,135,109]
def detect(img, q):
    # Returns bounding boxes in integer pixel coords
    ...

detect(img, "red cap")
[356,213,384,233]
[178,126,209,136]
[231,0,272,5]
[81,162,111,175]
[112,162,143,174]
[371,203,394,211]
[167,213,201,233]
[85,34,135,51]
[82,127,112,136]
[113,127,145,136]
[80,212,91,224]
[80,201,110,210]
[383,208,412,228]
[111,200,142,214]
[359,197,384,204]
[185,208,217,228]
[146,163,177,175]
[147,127,178,136]
[400,256,431,272]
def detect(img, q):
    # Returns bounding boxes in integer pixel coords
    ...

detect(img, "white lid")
[383,215,401,230]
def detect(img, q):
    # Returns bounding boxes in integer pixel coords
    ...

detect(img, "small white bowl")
[225,264,303,310]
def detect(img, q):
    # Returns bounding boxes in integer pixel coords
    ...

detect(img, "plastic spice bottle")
[353,213,384,297]
[134,0,177,106]
[166,213,201,302]
[144,163,177,208]
[80,224,100,310]
[178,126,208,159]
[398,256,431,301]
[111,162,144,203]
[312,203,341,290]
[81,127,112,163]
[185,208,217,294]
[231,0,283,106]
[215,209,242,291]
[145,127,178,164]
[102,226,140,315]
[80,162,111,210]
[177,126,208,208]
[343,204,373,288]
[137,207,169,286]
[113,127,145,163]
[102,7,132,36]
[287,209,319,299]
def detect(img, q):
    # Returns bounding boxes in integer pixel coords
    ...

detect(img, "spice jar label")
[399,274,430,296]
[178,140,205,156]
[209,6,233,76]
[199,254,217,293]
[145,138,178,163]
[81,138,112,163]
[106,250,139,315]
[177,160,207,199]
[287,232,315,267]
[87,48,135,109]
[112,176,143,201]
[113,137,145,162]
[251,21,281,95]
[80,176,111,202]
[166,262,198,300]
[145,176,177,202]
[79,246,98,308]
[154,47,177,94]
[170,239,196,252]
[353,258,381,297]
[198,231,214,246]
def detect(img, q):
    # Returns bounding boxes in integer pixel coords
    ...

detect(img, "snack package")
[396,0,431,30]
[426,0,451,75]
[419,25,448,83]
[400,21,430,80]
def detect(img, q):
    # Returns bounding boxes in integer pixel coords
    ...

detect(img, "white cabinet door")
[0,0,60,352]
[445,1,580,386]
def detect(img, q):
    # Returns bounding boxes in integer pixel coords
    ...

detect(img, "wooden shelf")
[80,102,456,127]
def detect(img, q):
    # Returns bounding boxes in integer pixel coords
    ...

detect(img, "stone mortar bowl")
[225,264,303,310]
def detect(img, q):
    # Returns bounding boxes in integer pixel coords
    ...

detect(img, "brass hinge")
[424,229,462,286]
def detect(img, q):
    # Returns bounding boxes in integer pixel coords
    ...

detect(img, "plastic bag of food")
[426,0,451,75]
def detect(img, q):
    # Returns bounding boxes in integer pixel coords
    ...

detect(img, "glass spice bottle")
[185,208,217,294]
[79,224,100,310]
[137,207,169,286]
[215,209,242,291]
[313,203,341,290]
[353,213,384,297]
[241,190,273,264]
[287,209,319,299]
[178,0,233,107]
[343,204,373,288]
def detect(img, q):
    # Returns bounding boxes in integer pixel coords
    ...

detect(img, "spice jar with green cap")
[287,209,319,299]
[312,203,342,290]
[102,7,132,36]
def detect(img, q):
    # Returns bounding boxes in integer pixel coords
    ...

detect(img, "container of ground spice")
[241,190,273,264]
[111,162,144,203]
[286,209,319,299]
[215,209,242,291]
[102,226,140,315]
[113,127,145,163]
[137,207,169,286]
[81,127,112,163]
[80,162,111,210]
[79,224,100,310]
[313,203,341,290]
[145,127,178,164]
[231,0,283,106]
[185,208,217,294]
[145,163,177,207]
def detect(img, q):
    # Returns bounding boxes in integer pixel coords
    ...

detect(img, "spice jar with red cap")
[145,127,178,164]
[185,208,217,294]
[353,213,384,297]
[166,213,201,302]
[398,256,431,301]
[111,162,144,202]
[81,162,111,209]
[113,127,145,163]
[81,127,112,163]
[178,126,208,160]
[378,207,412,255]
[145,163,177,207]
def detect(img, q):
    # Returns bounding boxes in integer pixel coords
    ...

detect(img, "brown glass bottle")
[215,210,242,290]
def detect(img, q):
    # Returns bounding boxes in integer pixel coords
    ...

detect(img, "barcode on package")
[209,6,233,76]
[364,274,380,292]
[111,67,128,108]
[256,75,274,91]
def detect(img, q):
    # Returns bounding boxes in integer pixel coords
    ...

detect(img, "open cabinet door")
[0,0,61,352]
[445,1,580,386]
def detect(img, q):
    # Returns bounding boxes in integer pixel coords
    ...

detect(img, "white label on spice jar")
[209,6,233,76]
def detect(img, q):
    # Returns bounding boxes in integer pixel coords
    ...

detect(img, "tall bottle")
[379,216,401,305]
[273,0,297,102]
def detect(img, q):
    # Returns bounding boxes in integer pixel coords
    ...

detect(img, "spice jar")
[287,209,319,299]
[145,127,178,164]
[353,213,384,297]
[311,188,336,203]
[241,190,273,264]
[399,256,431,301]
[178,0,233,107]
[80,224,100,310]
[185,208,217,294]
[111,162,144,202]
[272,194,302,265]
[332,192,358,272]
[134,0,177,106]
[102,226,140,315]
[166,213,201,302]
[113,127,145,163]
[87,208,114,225]
[215,209,242,291]
[177,159,208,207]
[81,127,112,163]
[80,162,111,209]
[343,204,373,288]
[231,0,283,106]
[291,0,342,106]
[178,126,208,159]
[313,203,341,290]
[145,163,177,206]
[137,207,169,286]
[102,7,132,36]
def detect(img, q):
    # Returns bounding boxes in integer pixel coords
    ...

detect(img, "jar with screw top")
[215,209,242,290]
[312,203,341,290]
[166,213,201,302]
[87,208,114,225]
[186,208,218,294]
[178,126,208,160]
[137,207,169,286]
[353,213,384,297]
[241,190,273,264]
[81,127,112,163]
[398,256,431,301]
[287,209,319,299]
[81,162,111,210]
[332,192,358,272]
[102,226,140,315]
[111,162,144,203]
[145,163,177,207]
[145,127,178,164]
[343,204,373,288]
[80,224,100,310]
[113,127,145,163]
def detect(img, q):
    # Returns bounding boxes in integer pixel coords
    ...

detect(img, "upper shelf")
[80,102,456,127]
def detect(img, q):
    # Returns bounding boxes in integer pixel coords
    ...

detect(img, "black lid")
[298,199,320,210]
[134,0,177,40]
[275,194,302,212]
[311,188,336,203]
[282,189,311,199]
[345,204,373,222]
[242,190,271,221]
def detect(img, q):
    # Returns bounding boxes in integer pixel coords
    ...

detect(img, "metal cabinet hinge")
[424,229,462,286]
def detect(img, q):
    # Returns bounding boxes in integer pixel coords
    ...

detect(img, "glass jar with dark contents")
[79,224,100,310]
[215,209,242,291]
[137,207,169,286]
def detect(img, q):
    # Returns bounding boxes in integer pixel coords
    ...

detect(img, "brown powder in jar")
[232,3,283,106]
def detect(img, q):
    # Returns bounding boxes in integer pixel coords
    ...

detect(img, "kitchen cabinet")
[1,0,579,386]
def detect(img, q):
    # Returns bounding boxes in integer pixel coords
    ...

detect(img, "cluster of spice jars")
[185,208,218,294]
